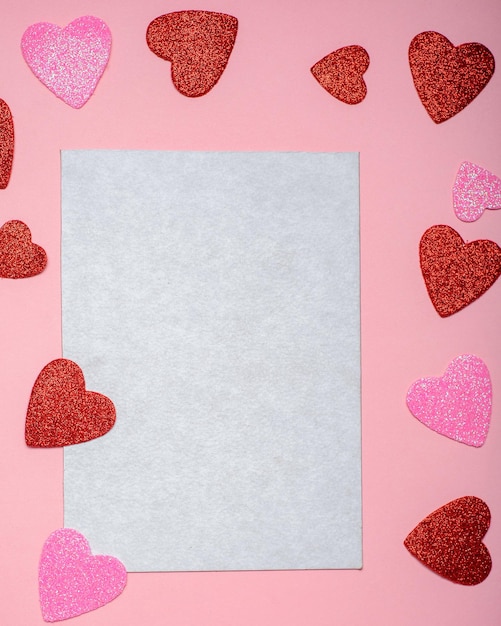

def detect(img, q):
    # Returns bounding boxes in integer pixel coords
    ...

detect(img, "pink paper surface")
[1,1,500,624]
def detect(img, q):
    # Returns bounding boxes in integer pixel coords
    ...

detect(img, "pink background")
[1,0,500,624]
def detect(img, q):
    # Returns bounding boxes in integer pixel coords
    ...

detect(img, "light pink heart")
[453,161,501,222]
[406,354,491,447]
[39,528,127,622]
[21,16,111,109]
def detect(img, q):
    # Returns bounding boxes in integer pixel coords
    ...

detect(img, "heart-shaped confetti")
[21,16,111,109]
[26,358,115,447]
[409,31,495,123]
[0,99,14,188]
[146,11,238,97]
[311,45,369,104]
[406,355,491,447]
[453,161,501,222]
[39,528,127,622]
[0,220,47,279]
[404,496,492,585]
[419,225,501,317]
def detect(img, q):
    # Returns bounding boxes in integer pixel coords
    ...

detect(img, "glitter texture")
[25,358,116,447]
[453,161,501,222]
[39,528,127,622]
[404,496,492,585]
[146,11,238,97]
[419,224,501,317]
[0,99,14,188]
[21,16,111,109]
[406,354,491,447]
[311,45,369,104]
[409,31,495,124]
[0,220,47,279]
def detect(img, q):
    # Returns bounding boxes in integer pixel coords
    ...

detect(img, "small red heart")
[146,11,238,97]
[409,31,495,123]
[0,220,47,279]
[404,496,492,585]
[26,359,116,447]
[419,225,501,317]
[0,99,14,188]
[311,45,369,104]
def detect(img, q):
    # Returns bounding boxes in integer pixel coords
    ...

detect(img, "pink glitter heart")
[39,528,127,622]
[21,16,111,109]
[406,355,491,447]
[453,161,501,222]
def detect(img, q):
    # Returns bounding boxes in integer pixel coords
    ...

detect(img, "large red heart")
[404,496,492,585]
[409,31,495,123]
[26,359,116,447]
[0,99,14,188]
[311,45,369,104]
[146,11,238,97]
[0,220,47,279]
[419,225,501,317]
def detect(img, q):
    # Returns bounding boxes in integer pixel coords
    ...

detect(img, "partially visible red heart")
[0,220,47,279]
[419,225,501,317]
[146,11,238,97]
[0,99,14,188]
[26,359,116,447]
[311,45,369,104]
[409,31,495,123]
[404,496,492,585]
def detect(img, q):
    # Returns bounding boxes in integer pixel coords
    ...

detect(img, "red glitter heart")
[146,11,238,97]
[0,220,47,279]
[311,45,369,104]
[0,99,14,188]
[26,359,116,447]
[404,496,492,585]
[409,31,495,123]
[419,225,501,317]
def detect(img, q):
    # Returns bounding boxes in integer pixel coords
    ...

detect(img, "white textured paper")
[62,150,361,572]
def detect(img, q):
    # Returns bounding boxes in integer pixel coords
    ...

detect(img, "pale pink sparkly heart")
[406,354,491,447]
[453,161,501,222]
[21,16,111,109]
[39,528,127,622]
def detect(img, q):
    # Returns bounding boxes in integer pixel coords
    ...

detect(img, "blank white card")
[62,151,361,571]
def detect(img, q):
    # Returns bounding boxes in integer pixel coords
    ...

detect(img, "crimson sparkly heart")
[0,99,14,188]
[404,496,492,585]
[409,31,495,123]
[311,45,369,104]
[419,225,501,317]
[0,220,47,279]
[146,10,238,97]
[26,358,116,447]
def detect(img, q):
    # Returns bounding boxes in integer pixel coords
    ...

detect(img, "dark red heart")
[419,225,501,317]
[146,11,238,97]
[26,359,116,447]
[409,31,495,123]
[311,45,369,104]
[404,496,492,585]
[0,99,14,188]
[0,220,47,279]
